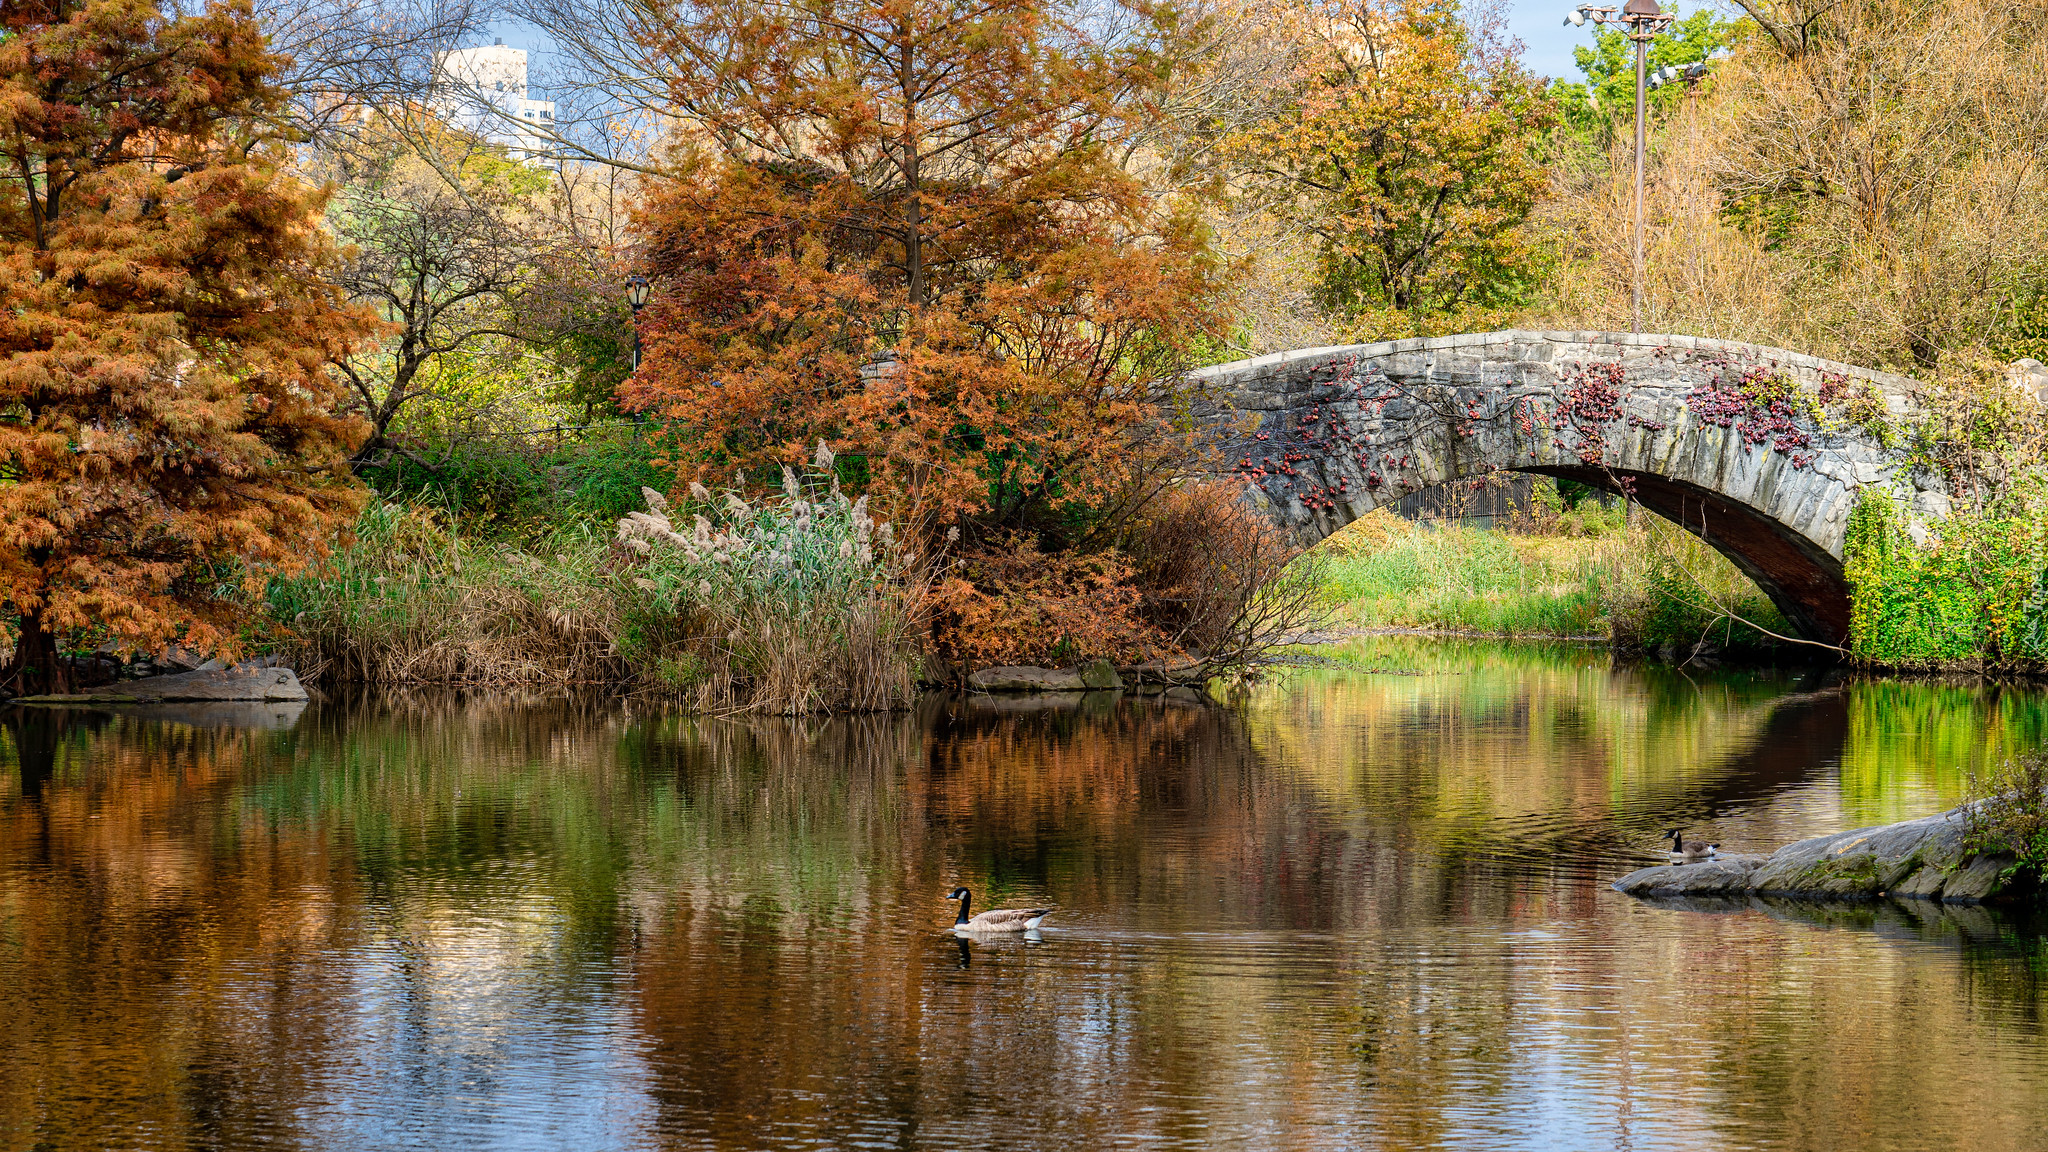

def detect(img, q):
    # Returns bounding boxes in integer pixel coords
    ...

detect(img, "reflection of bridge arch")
[1195,331,1953,645]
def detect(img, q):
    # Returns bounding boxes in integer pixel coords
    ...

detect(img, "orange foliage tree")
[620,0,1239,545]
[0,0,378,694]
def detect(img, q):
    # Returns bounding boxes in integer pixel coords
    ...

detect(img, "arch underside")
[1512,466,1850,646]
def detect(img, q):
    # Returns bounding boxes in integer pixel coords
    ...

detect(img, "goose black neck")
[1669,830,1683,849]
[954,890,971,924]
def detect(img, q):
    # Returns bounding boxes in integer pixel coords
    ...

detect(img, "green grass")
[1319,525,1607,636]
[1314,507,1795,655]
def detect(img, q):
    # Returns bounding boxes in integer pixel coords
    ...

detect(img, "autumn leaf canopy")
[0,0,379,689]
[620,0,1238,539]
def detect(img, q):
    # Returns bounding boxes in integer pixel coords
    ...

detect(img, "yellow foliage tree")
[1228,0,1555,332]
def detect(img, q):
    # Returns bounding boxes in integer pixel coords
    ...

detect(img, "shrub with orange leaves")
[619,0,1238,544]
[0,0,380,693]
[930,482,1322,671]
[931,539,1163,669]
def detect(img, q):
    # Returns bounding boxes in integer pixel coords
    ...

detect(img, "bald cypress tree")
[0,0,380,693]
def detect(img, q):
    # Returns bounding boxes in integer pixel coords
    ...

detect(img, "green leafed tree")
[318,117,557,468]
[1550,7,1746,133]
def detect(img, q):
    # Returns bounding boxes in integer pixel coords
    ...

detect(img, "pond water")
[4,638,2048,1151]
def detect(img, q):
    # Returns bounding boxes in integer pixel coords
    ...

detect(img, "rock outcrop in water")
[1613,805,2022,904]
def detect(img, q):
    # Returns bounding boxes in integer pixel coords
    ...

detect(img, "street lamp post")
[625,275,651,372]
[1565,0,1676,334]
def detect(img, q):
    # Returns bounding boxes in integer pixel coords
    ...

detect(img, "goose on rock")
[948,887,1052,933]
[1666,829,1719,863]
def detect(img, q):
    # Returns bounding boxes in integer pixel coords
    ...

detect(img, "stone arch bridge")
[1193,331,1951,646]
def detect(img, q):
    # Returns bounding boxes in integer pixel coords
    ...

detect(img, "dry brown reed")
[269,506,633,687]
[267,497,930,714]
[1530,0,2048,370]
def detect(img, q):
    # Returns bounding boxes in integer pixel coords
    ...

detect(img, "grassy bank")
[1314,503,1798,658]
[263,466,927,714]
[258,426,1821,704]
[258,441,1318,710]
[260,475,1809,709]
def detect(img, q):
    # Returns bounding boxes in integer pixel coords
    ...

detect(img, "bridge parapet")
[1193,330,1950,644]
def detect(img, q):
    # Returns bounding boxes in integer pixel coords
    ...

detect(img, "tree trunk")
[4,610,68,697]
[899,37,925,309]
[348,348,424,469]
[8,707,64,798]
[904,152,925,308]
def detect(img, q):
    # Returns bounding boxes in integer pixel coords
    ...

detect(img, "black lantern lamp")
[625,276,650,370]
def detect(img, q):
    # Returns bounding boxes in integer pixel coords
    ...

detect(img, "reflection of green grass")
[1836,679,2048,823]
[1245,637,1820,856]
[1301,632,1614,674]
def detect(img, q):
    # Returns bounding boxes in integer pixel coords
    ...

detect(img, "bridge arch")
[1193,331,1953,645]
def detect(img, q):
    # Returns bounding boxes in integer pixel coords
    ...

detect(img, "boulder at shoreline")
[966,659,1135,693]
[967,666,1091,692]
[1614,804,2020,905]
[13,665,309,704]
[965,657,1208,693]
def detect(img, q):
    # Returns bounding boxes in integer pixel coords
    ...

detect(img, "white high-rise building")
[431,41,557,163]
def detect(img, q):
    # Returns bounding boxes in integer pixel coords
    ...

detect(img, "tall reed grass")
[616,458,926,713]
[266,458,928,713]
[265,504,631,685]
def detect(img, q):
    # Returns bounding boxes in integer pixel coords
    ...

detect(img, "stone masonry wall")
[1191,331,1950,643]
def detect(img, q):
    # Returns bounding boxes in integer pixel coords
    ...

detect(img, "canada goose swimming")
[948,887,1052,933]
[1666,829,1719,862]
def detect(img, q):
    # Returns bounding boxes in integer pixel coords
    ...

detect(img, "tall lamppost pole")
[625,275,650,372]
[1565,0,1675,334]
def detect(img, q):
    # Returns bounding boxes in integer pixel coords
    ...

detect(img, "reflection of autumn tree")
[630,698,1377,1145]
[5,684,2048,1146]
[0,701,662,1145]
[0,721,355,1147]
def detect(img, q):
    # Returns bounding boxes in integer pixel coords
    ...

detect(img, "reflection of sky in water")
[312,897,658,1150]
[3,642,2047,1151]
